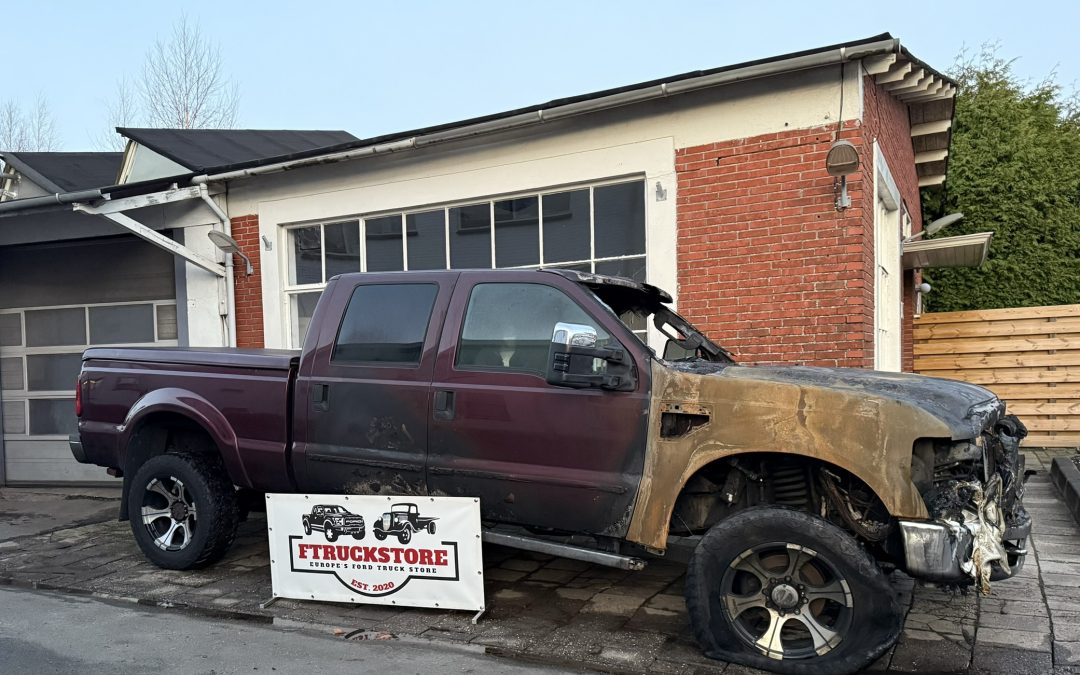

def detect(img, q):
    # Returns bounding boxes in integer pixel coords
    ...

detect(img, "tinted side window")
[457,283,609,374]
[333,284,438,364]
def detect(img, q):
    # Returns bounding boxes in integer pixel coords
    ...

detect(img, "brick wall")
[229,215,264,348]
[675,122,874,368]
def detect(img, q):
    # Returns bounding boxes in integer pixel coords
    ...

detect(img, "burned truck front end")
[900,401,1030,592]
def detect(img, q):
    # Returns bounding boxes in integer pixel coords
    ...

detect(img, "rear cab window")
[333,283,439,365]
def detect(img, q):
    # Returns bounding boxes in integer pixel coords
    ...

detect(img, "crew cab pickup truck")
[71,269,1030,674]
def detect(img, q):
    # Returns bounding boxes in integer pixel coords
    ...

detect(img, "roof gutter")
[194,37,899,185]
[0,188,104,214]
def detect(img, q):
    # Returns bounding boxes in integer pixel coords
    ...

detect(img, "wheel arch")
[628,448,926,551]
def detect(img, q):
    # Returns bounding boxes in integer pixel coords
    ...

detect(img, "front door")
[292,277,451,495]
[427,274,651,535]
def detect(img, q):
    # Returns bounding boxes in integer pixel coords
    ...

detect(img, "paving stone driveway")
[1,450,1077,674]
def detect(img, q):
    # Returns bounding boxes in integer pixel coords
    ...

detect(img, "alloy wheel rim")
[140,475,197,551]
[719,542,853,660]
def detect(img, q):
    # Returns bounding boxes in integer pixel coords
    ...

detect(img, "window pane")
[458,283,608,374]
[333,284,439,364]
[88,304,155,344]
[156,305,178,341]
[595,257,647,283]
[0,314,21,346]
[449,203,491,268]
[593,181,645,258]
[291,292,322,348]
[27,353,82,392]
[1,356,23,390]
[3,399,25,434]
[290,226,322,285]
[29,399,77,435]
[25,308,86,347]
[542,190,590,263]
[324,221,362,278]
[364,215,404,272]
[494,197,539,267]
[406,210,446,270]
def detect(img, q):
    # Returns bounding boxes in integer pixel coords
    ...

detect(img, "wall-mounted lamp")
[826,139,859,211]
[208,230,254,276]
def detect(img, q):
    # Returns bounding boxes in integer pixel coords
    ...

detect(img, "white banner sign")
[265,494,484,611]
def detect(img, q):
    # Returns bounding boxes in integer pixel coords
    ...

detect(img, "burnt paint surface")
[624,360,972,550]
[426,271,651,536]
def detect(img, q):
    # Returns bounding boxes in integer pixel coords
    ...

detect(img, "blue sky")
[5,1,1078,150]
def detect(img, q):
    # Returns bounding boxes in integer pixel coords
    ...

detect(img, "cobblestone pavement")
[1,450,1077,674]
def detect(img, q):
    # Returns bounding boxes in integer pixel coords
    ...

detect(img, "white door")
[874,157,902,372]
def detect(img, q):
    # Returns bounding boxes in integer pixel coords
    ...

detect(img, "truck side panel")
[78,355,295,492]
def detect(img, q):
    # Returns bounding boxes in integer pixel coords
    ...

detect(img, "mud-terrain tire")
[398,528,412,545]
[685,507,901,675]
[128,453,238,570]
[427,522,436,535]
[324,523,338,542]
[303,518,312,536]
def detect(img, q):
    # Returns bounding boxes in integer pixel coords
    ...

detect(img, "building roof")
[0,152,123,192]
[116,128,359,172]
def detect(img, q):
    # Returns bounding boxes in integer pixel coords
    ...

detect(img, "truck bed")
[77,347,300,493]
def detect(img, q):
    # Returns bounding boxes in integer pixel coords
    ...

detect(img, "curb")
[1049,455,1080,525]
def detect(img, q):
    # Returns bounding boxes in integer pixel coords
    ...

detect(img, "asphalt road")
[0,587,569,675]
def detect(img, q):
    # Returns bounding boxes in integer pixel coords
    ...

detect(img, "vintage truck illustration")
[372,503,437,544]
[301,504,365,542]
[70,268,1030,674]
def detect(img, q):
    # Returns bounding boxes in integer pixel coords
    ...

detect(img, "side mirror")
[546,322,635,391]
[663,339,697,361]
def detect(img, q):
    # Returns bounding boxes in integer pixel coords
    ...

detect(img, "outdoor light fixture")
[208,230,254,276]
[904,212,964,242]
[826,139,859,210]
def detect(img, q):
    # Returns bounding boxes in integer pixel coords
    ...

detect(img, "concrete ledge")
[1050,456,1080,525]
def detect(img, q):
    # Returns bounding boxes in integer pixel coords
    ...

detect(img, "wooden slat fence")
[914,304,1080,447]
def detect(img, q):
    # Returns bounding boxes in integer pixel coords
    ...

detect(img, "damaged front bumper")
[898,508,1030,585]
[899,413,1031,591]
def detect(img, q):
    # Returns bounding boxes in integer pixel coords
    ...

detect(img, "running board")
[482,531,646,571]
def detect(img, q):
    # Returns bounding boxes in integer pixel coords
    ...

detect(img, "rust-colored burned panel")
[626,363,948,550]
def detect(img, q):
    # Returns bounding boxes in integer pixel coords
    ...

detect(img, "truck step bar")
[482,530,646,571]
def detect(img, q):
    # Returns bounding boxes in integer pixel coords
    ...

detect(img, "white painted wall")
[224,64,863,349]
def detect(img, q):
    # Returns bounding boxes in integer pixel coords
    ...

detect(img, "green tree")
[922,46,1080,311]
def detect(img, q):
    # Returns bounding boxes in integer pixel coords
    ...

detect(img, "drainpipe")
[198,185,237,348]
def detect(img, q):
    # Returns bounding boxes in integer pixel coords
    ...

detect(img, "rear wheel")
[427,522,437,535]
[685,507,900,675]
[128,453,238,570]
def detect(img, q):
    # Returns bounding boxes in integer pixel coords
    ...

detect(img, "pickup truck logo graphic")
[289,502,459,597]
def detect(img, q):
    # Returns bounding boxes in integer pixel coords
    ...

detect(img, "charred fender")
[120,388,249,487]
[625,362,944,550]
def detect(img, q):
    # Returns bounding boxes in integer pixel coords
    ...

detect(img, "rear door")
[426,272,651,535]
[291,274,454,494]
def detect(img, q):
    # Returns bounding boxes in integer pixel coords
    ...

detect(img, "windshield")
[583,281,734,364]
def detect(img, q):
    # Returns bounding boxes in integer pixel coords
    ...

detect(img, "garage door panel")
[3,440,118,484]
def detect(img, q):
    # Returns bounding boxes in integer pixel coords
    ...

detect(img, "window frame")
[280,176,648,349]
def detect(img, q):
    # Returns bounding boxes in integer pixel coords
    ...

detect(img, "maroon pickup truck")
[71,269,1030,674]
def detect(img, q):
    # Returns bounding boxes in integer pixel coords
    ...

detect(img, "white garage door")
[0,236,178,484]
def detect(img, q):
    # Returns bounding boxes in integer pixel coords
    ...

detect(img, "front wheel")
[374,530,386,541]
[324,523,338,542]
[128,453,238,570]
[397,528,412,545]
[685,507,901,675]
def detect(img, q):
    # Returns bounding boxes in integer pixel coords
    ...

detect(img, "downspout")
[198,185,237,348]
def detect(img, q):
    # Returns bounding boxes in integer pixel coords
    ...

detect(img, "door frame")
[873,142,903,372]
